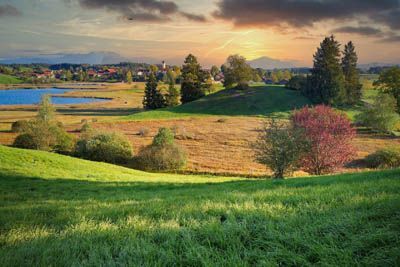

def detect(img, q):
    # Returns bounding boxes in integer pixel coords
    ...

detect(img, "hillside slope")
[125,85,311,120]
[0,145,399,266]
[0,74,22,84]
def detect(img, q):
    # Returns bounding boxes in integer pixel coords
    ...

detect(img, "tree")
[149,65,159,73]
[126,70,133,84]
[143,72,166,110]
[180,54,205,103]
[166,69,176,84]
[374,66,400,111]
[286,75,307,91]
[210,65,220,78]
[165,80,180,107]
[37,95,55,123]
[292,105,356,175]
[254,119,307,179]
[356,93,399,133]
[65,70,73,81]
[342,41,362,104]
[135,127,187,171]
[223,54,252,89]
[14,96,73,153]
[304,36,345,105]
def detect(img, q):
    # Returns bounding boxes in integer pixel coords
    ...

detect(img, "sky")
[0,0,399,67]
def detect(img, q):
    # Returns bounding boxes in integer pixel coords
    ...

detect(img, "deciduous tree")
[292,105,355,174]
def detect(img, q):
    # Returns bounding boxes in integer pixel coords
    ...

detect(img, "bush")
[135,127,187,171]
[356,93,399,133]
[254,119,307,179]
[14,120,74,153]
[75,132,132,164]
[285,76,307,91]
[13,133,36,149]
[292,105,356,175]
[11,120,29,133]
[364,148,400,169]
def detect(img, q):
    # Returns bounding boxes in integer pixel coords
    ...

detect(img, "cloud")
[380,34,400,43]
[333,26,383,36]
[213,0,400,30]
[0,4,21,17]
[180,12,207,22]
[78,0,206,22]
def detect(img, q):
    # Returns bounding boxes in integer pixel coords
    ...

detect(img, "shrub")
[153,127,174,146]
[135,127,187,171]
[254,119,307,179]
[13,133,36,149]
[356,93,399,133]
[285,76,307,91]
[11,120,29,133]
[292,105,356,175]
[364,148,400,169]
[75,132,132,164]
[14,120,74,153]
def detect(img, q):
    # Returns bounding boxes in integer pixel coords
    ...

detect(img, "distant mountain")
[0,52,130,65]
[247,56,297,69]
[358,62,399,70]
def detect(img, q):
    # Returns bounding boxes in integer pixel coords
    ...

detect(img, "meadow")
[1,82,399,176]
[0,74,22,84]
[1,145,399,266]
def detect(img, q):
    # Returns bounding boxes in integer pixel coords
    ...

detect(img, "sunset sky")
[0,0,399,67]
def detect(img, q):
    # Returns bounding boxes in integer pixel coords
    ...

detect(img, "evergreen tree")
[142,72,165,110]
[342,41,362,104]
[306,35,345,105]
[165,80,180,107]
[180,54,205,103]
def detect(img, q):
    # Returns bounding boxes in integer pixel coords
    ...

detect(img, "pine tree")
[180,54,205,104]
[143,72,165,110]
[165,80,180,107]
[307,35,345,105]
[342,41,362,105]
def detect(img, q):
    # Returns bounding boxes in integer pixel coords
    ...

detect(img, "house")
[264,79,274,84]
[278,79,289,85]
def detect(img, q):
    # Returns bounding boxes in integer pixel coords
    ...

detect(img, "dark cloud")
[78,0,206,22]
[0,4,21,17]
[180,12,207,22]
[213,0,400,30]
[375,9,400,30]
[381,34,400,43]
[333,26,383,36]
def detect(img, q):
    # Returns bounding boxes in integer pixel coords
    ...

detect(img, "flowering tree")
[292,105,356,175]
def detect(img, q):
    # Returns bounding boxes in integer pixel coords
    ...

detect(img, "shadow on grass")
[127,85,311,119]
[1,168,398,203]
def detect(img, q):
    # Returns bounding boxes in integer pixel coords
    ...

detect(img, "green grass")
[0,74,22,84]
[125,85,311,120]
[1,145,399,266]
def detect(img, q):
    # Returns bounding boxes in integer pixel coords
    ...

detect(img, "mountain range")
[0,52,398,70]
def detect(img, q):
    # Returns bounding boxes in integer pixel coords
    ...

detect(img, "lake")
[0,88,107,105]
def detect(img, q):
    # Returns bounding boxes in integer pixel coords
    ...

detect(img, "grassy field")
[1,145,399,266]
[0,74,22,84]
[125,85,311,120]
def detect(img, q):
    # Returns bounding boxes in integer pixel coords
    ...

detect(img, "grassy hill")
[125,85,311,120]
[1,145,399,266]
[0,74,22,84]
